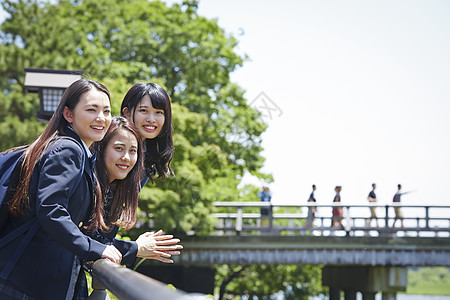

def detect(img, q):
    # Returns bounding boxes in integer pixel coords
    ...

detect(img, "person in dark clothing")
[258,186,272,227]
[392,184,404,228]
[304,185,317,228]
[367,183,379,228]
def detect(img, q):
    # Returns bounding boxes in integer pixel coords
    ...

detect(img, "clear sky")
[190,0,450,206]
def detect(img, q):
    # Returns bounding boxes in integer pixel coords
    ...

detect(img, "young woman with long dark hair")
[0,79,120,300]
[119,83,184,254]
[90,116,182,266]
[121,82,174,184]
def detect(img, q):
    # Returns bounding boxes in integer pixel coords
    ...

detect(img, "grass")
[406,267,450,296]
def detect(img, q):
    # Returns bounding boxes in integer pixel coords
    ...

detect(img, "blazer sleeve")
[35,141,106,262]
[86,226,138,266]
[113,238,138,266]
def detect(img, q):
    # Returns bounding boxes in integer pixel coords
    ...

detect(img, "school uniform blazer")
[86,225,138,267]
[84,187,138,267]
[0,130,107,300]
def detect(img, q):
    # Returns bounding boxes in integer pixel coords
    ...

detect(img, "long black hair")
[121,83,174,181]
[9,79,110,222]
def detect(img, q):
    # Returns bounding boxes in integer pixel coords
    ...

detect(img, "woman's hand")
[135,230,183,263]
[101,245,122,264]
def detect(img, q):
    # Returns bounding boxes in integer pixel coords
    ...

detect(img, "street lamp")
[24,68,83,122]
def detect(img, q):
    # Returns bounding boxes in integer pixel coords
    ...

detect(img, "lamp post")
[24,68,83,122]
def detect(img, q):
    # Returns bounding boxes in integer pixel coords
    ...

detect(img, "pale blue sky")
[191,0,450,206]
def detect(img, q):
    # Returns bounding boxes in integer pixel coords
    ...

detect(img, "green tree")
[215,264,324,300]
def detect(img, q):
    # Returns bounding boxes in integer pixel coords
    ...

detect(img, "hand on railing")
[101,245,123,264]
[136,229,183,263]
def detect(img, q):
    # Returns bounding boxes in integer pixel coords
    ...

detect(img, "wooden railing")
[88,259,207,300]
[211,202,450,236]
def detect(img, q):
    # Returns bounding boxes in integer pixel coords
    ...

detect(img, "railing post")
[269,204,273,230]
[236,206,243,235]
[385,205,389,228]
[320,217,324,236]
[344,206,351,234]
[88,276,111,300]
[416,217,420,236]
[425,206,430,229]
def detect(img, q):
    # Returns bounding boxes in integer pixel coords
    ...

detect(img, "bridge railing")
[211,202,450,237]
[88,259,207,300]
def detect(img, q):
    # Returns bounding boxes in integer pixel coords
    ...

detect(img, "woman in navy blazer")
[0,79,120,300]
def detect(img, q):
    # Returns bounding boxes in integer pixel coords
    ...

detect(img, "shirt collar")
[80,139,93,158]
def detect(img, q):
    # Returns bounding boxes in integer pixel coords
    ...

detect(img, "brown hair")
[93,117,144,230]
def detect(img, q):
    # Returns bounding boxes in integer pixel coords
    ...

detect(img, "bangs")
[148,89,168,110]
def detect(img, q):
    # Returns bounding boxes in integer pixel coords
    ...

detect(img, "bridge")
[91,203,450,300]
[157,202,450,300]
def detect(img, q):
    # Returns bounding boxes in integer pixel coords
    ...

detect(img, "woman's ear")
[63,106,73,124]
[122,107,130,119]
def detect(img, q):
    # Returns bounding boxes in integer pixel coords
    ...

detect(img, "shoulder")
[46,136,84,153]
[41,136,85,165]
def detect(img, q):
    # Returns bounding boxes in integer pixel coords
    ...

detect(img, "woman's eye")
[139,109,147,113]
[115,146,123,151]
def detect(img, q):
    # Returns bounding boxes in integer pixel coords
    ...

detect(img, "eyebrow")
[85,103,111,109]
[138,104,163,110]
[113,141,138,147]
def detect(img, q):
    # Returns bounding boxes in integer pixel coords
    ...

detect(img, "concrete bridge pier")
[322,266,407,300]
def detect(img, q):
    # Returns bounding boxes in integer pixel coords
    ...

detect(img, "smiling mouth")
[143,125,156,131]
[116,164,129,170]
[91,125,104,132]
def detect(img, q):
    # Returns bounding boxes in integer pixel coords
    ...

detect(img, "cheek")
[134,113,145,125]
[105,116,112,128]
[104,153,115,170]
[130,156,138,168]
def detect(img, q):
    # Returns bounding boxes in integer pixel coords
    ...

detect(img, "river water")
[308,294,450,300]
[396,296,450,300]
[242,293,450,299]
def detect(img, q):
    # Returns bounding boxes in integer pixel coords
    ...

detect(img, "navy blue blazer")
[0,130,106,300]
[83,187,138,267]
[85,225,138,267]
